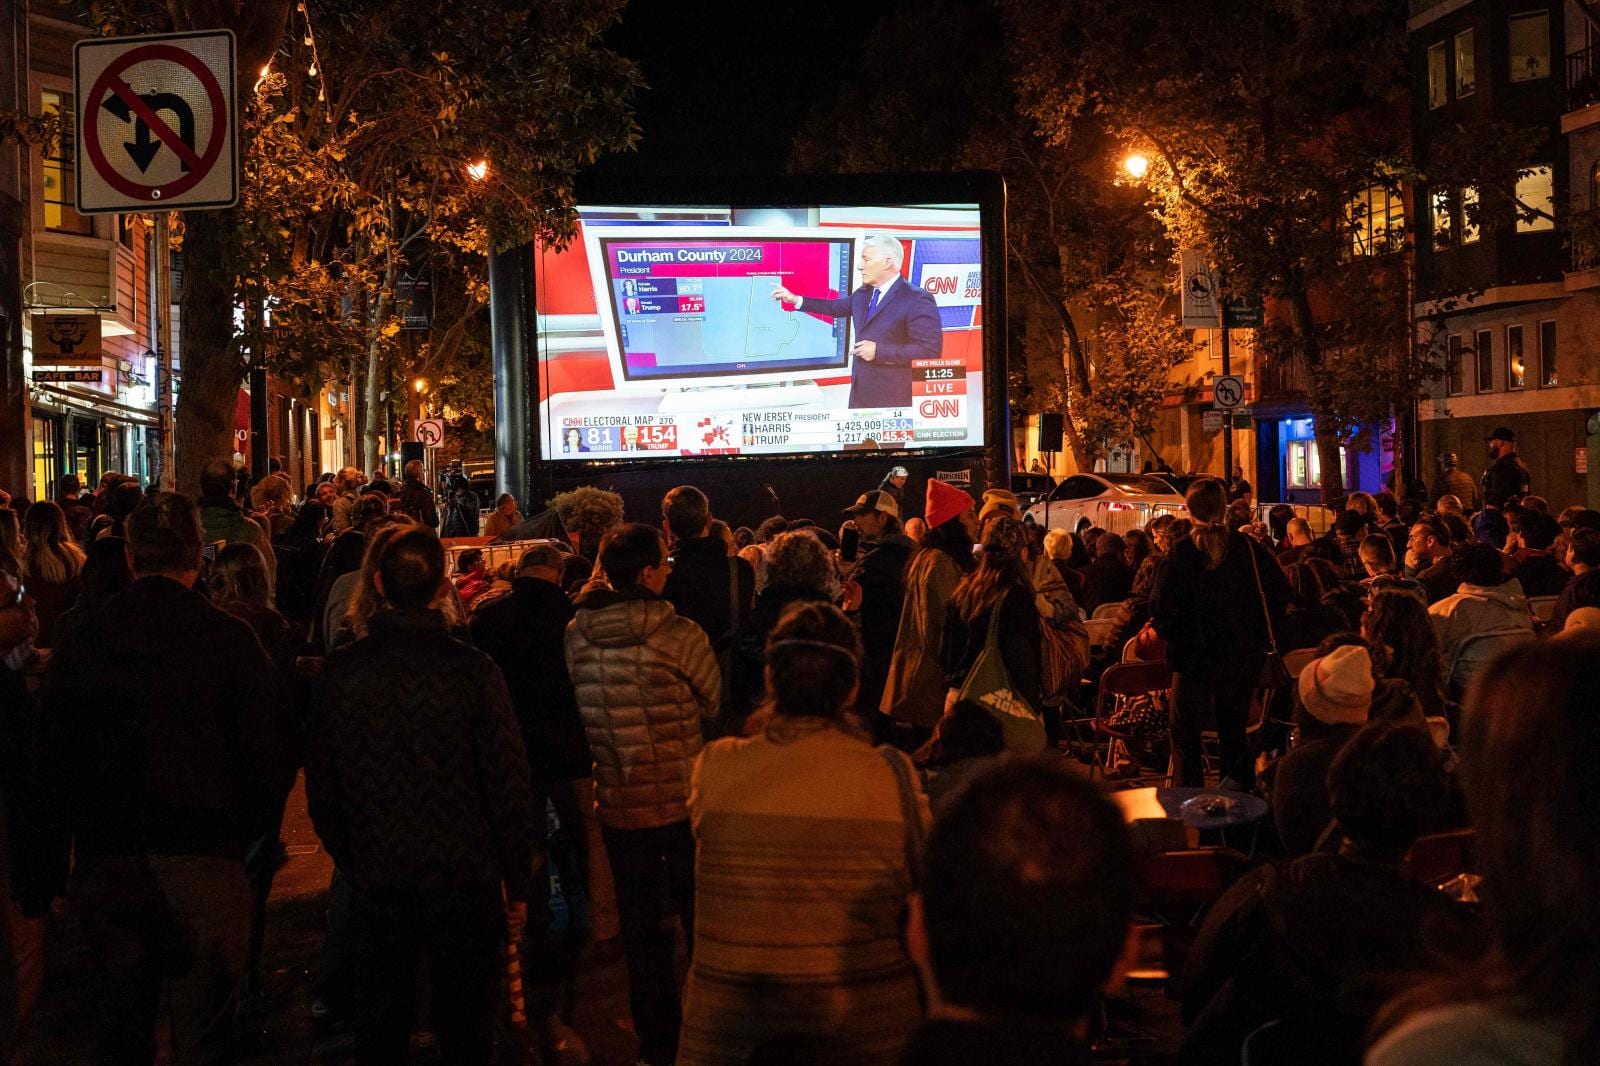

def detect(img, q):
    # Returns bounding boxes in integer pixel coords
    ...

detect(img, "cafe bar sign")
[30,313,103,361]
[34,369,104,384]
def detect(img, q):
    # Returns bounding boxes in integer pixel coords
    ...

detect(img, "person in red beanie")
[879,480,979,747]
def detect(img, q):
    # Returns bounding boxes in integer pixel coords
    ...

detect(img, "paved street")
[14,776,649,1066]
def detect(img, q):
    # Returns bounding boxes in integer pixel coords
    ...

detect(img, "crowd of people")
[0,438,1596,1066]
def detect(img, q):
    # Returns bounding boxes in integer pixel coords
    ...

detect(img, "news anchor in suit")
[771,235,942,409]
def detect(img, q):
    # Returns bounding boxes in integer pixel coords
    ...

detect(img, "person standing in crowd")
[1330,509,1370,582]
[841,489,915,727]
[306,528,537,1066]
[1153,478,1290,790]
[313,495,395,649]
[272,499,330,625]
[1368,635,1600,1065]
[197,459,276,586]
[36,492,296,1065]
[328,467,367,534]
[48,536,132,649]
[18,501,85,650]
[484,493,523,539]
[661,486,756,726]
[901,760,1134,1064]
[1227,464,1252,504]
[1481,427,1529,511]
[678,603,929,1065]
[396,459,437,531]
[565,524,719,1066]
[468,542,597,1053]
[941,516,1042,751]
[882,481,978,746]
[878,465,910,509]
[730,530,842,719]
[1431,452,1480,511]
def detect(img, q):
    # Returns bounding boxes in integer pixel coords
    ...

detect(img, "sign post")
[75,30,238,491]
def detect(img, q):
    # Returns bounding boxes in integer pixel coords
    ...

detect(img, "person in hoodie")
[1427,541,1534,667]
[564,523,720,1066]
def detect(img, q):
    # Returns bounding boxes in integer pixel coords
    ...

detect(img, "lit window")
[1515,165,1555,232]
[1475,328,1494,392]
[1509,12,1550,82]
[1461,186,1480,243]
[1349,185,1405,256]
[1446,334,1465,395]
[40,90,92,235]
[1507,324,1526,388]
[1539,319,1557,387]
[1455,29,1476,96]
[1432,188,1456,250]
[1428,42,1448,108]
[1287,440,1322,489]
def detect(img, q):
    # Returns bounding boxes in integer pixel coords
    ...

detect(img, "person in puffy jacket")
[564,523,719,1066]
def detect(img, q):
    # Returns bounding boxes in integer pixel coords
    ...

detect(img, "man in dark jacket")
[842,489,915,721]
[396,459,438,531]
[469,541,594,1040]
[1405,515,1457,605]
[1481,426,1530,509]
[660,485,755,658]
[38,492,297,1065]
[307,528,537,1065]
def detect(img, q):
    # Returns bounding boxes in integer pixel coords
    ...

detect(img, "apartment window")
[1515,165,1555,232]
[1349,184,1406,255]
[1475,328,1494,392]
[1507,324,1526,388]
[1432,187,1456,250]
[1539,318,1557,386]
[1446,334,1466,395]
[1428,41,1448,108]
[1509,11,1550,82]
[40,90,91,235]
[117,215,136,249]
[1455,29,1476,96]
[1461,186,1481,243]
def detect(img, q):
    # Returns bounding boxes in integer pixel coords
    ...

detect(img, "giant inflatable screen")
[534,203,985,460]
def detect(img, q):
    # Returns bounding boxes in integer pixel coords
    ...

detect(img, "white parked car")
[1024,473,1188,535]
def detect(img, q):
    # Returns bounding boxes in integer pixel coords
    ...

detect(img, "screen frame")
[527,170,1008,475]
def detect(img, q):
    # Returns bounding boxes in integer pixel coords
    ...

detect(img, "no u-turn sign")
[73,30,238,213]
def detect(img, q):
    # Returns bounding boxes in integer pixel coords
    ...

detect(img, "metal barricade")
[443,537,565,575]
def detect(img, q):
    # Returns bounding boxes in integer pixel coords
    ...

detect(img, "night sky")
[592,0,879,178]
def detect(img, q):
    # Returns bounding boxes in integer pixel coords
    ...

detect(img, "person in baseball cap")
[844,489,900,521]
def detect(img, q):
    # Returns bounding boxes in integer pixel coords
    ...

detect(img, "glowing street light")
[465,159,490,182]
[1122,152,1150,180]
[412,376,428,393]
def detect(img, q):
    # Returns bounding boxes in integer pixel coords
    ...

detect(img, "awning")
[33,382,161,428]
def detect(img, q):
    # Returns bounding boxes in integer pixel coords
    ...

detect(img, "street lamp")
[465,159,490,182]
[1122,152,1150,180]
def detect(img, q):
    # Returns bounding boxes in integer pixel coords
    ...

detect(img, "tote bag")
[955,606,1047,752]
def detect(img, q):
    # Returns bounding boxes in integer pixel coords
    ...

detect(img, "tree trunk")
[1287,287,1345,503]
[174,208,243,494]
[361,259,397,473]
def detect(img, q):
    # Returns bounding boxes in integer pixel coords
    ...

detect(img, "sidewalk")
[13,776,646,1065]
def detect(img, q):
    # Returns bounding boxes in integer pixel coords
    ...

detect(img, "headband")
[768,638,859,664]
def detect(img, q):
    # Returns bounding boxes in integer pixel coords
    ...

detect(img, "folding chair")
[1093,661,1174,784]
[1446,627,1532,704]
[1282,647,1317,680]
[1091,600,1126,621]
[1084,617,1117,654]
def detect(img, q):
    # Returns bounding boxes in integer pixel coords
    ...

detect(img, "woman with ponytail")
[680,602,928,1065]
[1151,478,1291,789]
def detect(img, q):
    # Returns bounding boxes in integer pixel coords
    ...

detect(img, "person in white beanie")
[1272,643,1376,856]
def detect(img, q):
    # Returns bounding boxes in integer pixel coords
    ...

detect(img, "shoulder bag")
[1246,537,1291,692]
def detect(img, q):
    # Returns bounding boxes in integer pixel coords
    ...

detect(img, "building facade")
[1410,0,1600,511]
